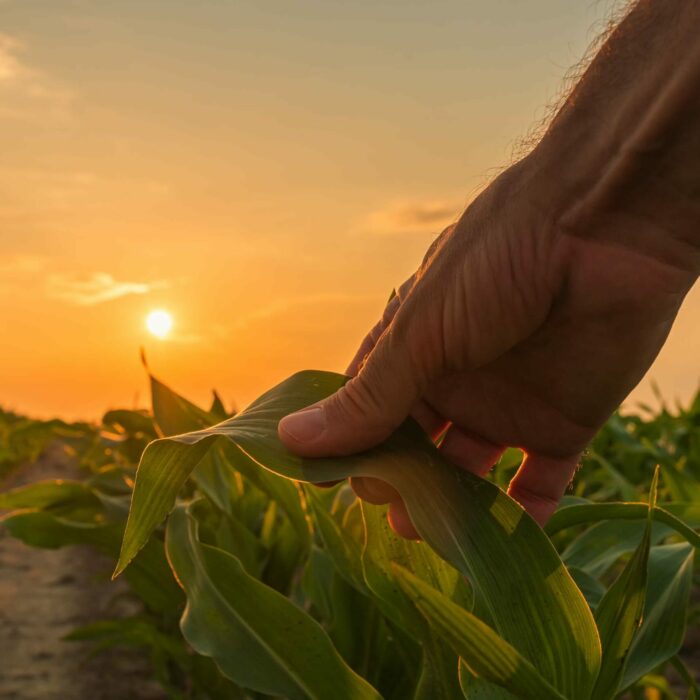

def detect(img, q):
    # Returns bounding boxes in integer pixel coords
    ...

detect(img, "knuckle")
[329,375,394,433]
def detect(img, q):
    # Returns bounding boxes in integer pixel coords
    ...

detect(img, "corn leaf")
[662,463,700,502]
[208,389,229,421]
[393,566,566,700]
[567,567,606,610]
[620,543,694,690]
[361,502,467,698]
[102,409,157,438]
[590,469,658,700]
[412,633,463,700]
[220,441,310,548]
[360,500,471,638]
[164,502,381,700]
[306,486,367,592]
[562,520,672,578]
[118,370,600,699]
[0,479,101,511]
[459,663,519,699]
[546,501,700,547]
[150,371,310,546]
[149,373,214,437]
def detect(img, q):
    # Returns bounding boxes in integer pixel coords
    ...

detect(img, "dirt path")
[0,446,165,700]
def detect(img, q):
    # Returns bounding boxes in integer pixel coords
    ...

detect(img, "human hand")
[278,0,700,537]
[278,162,696,537]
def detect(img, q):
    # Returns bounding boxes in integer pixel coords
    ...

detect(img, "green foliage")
[1,374,699,699]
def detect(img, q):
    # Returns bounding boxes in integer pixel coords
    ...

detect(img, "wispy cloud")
[47,272,169,306]
[365,198,463,236]
[0,33,74,121]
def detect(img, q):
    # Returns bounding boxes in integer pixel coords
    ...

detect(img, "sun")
[146,310,173,339]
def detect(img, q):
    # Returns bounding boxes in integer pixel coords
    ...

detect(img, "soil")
[0,445,166,700]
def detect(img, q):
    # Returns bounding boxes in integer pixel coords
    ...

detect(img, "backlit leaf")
[590,469,657,700]
[393,566,566,700]
[620,543,694,690]
[118,370,600,700]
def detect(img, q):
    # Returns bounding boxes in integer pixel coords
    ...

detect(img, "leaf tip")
[649,465,660,512]
[139,346,150,373]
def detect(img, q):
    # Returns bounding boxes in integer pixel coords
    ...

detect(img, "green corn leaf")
[208,389,230,421]
[0,479,101,511]
[412,633,464,700]
[567,567,606,610]
[305,486,367,591]
[360,500,471,638]
[164,502,381,700]
[312,495,464,697]
[190,444,239,514]
[192,497,266,577]
[150,370,310,546]
[149,372,215,437]
[561,519,672,578]
[302,545,337,621]
[102,409,157,438]
[662,462,700,502]
[260,510,305,594]
[117,370,600,700]
[586,450,638,501]
[546,501,700,548]
[220,441,310,548]
[459,662,519,699]
[319,576,387,686]
[393,565,566,700]
[361,502,467,698]
[590,468,658,700]
[620,543,695,690]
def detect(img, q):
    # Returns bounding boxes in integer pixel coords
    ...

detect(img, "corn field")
[1,369,699,699]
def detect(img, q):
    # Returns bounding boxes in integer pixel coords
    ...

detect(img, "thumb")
[278,324,426,457]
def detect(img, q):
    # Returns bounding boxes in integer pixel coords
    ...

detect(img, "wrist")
[526,105,700,284]
[514,0,700,281]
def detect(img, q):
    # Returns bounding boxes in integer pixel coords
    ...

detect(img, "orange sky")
[1,0,698,420]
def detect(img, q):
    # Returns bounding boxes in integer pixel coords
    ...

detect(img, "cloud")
[364,198,463,236]
[46,272,169,306]
[0,33,74,121]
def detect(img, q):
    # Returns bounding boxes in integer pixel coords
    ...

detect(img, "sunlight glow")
[146,310,173,339]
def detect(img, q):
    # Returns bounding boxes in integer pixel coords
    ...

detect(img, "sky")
[0,0,698,420]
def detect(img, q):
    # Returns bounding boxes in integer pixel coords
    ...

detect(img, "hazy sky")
[1,0,698,419]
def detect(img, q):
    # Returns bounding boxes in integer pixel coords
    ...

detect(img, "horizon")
[1,0,698,421]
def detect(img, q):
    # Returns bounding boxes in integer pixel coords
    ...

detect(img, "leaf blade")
[393,565,566,700]
[165,503,381,700]
[119,370,601,699]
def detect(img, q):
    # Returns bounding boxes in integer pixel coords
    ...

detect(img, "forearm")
[528,0,700,276]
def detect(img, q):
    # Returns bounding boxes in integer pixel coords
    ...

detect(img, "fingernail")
[279,406,326,443]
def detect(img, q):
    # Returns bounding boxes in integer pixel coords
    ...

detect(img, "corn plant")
[1,369,698,699]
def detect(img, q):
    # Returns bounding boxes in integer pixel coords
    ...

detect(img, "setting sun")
[146,310,173,339]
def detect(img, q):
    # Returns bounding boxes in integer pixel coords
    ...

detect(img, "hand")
[278,0,700,538]
[277,163,695,537]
